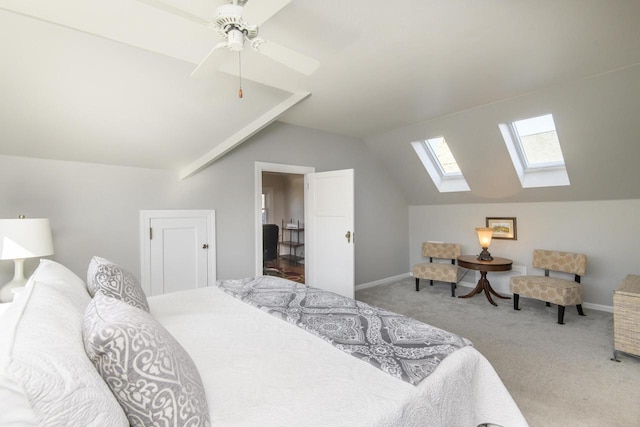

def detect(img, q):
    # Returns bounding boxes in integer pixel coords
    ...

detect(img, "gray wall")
[3,121,637,309]
[0,122,409,288]
[409,200,640,308]
[0,155,176,284]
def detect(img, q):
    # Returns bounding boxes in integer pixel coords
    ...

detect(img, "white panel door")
[305,169,354,298]
[141,210,215,296]
[150,217,207,295]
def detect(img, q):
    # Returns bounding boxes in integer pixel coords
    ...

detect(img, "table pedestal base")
[458,271,511,306]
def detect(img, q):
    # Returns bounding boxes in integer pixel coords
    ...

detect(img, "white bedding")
[150,285,528,427]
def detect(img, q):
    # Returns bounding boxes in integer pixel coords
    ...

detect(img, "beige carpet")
[356,279,640,427]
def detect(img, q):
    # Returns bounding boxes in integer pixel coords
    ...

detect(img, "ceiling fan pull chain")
[238,51,243,99]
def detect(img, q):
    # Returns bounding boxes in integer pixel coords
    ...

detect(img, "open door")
[305,169,355,298]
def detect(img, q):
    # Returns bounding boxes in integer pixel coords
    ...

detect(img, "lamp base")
[0,279,28,303]
[477,248,493,261]
[0,259,28,303]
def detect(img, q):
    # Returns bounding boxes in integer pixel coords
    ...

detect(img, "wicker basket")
[613,275,640,357]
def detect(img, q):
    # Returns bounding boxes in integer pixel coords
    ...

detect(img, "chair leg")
[430,279,434,287]
[557,305,566,324]
[415,278,420,291]
[577,304,585,316]
[513,294,520,310]
[450,282,455,297]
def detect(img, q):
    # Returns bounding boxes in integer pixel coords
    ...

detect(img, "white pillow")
[0,301,39,427]
[83,292,211,427]
[0,259,128,427]
[87,256,149,312]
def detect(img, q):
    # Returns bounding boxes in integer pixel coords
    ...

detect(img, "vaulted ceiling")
[2,1,640,203]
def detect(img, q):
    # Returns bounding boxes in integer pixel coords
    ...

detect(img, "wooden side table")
[457,255,513,306]
[613,275,640,361]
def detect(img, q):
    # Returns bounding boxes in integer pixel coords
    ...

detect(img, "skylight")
[425,137,462,176]
[500,113,570,188]
[512,114,565,169]
[411,137,470,193]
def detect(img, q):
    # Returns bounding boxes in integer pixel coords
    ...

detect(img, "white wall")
[262,172,305,256]
[0,122,409,288]
[284,174,304,227]
[262,173,286,225]
[409,200,640,308]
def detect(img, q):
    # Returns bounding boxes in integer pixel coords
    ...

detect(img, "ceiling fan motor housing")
[213,4,259,44]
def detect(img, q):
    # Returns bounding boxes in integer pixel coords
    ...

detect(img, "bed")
[0,259,528,427]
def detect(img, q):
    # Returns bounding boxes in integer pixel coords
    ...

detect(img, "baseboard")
[355,273,411,291]
[583,302,613,313]
[458,279,475,289]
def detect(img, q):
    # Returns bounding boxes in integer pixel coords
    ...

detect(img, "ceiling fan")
[138,0,320,83]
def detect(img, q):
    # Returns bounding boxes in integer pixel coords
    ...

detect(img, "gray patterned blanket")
[216,276,472,385]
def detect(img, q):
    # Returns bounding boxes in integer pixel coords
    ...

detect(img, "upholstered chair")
[412,242,460,297]
[510,249,587,324]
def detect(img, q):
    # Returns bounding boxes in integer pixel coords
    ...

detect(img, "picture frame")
[486,217,517,240]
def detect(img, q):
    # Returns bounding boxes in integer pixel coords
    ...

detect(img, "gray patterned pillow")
[87,256,149,312]
[83,293,210,427]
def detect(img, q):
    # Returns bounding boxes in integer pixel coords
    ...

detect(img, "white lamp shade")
[0,218,54,260]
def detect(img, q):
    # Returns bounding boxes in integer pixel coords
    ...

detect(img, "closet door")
[140,210,215,296]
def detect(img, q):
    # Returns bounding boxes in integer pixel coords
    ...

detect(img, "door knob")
[345,231,351,243]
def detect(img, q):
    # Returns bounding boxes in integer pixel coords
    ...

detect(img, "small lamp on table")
[475,227,494,261]
[0,216,54,302]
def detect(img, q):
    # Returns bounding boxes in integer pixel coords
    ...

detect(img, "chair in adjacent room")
[262,224,280,275]
[510,249,587,324]
[412,242,460,297]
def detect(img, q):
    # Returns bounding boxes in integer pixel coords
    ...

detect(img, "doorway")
[254,162,314,280]
[263,171,305,282]
[254,162,355,298]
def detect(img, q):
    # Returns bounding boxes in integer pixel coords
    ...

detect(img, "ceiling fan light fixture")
[227,28,245,51]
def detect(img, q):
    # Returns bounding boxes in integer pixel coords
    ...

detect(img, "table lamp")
[475,227,494,261]
[0,216,54,302]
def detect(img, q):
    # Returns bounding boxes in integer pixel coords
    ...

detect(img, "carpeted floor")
[356,278,640,427]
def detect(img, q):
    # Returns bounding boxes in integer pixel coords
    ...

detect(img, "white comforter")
[149,285,527,427]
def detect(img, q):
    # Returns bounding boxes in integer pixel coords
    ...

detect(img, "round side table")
[457,255,512,306]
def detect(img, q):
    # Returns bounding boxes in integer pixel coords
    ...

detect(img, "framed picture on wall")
[486,217,517,240]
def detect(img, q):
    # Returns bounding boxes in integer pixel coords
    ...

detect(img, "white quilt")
[149,285,528,427]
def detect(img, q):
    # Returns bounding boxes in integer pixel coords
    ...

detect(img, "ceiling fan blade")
[255,40,320,75]
[135,0,211,26]
[243,0,292,26]
[191,42,230,79]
